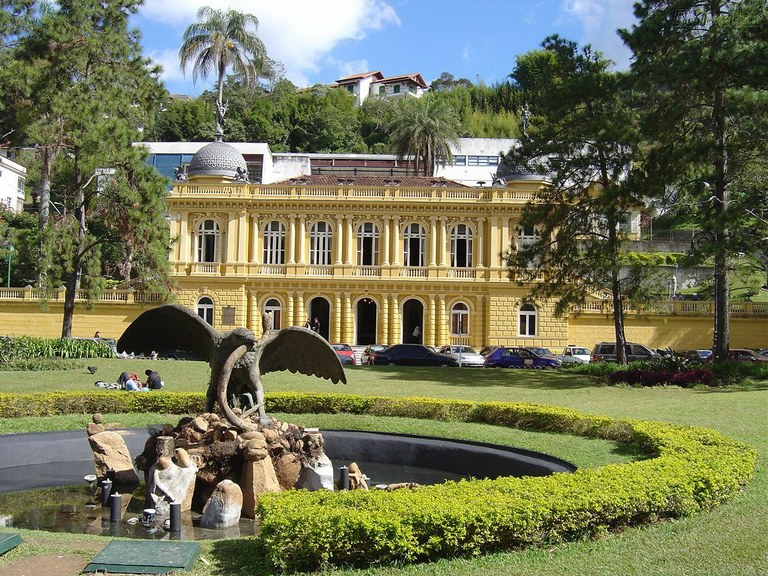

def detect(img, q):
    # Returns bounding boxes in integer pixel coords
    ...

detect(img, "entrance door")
[356,298,377,345]
[402,298,424,344]
[308,297,330,341]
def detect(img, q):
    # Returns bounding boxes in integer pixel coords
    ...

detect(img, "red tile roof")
[378,73,428,89]
[335,71,384,83]
[270,175,470,188]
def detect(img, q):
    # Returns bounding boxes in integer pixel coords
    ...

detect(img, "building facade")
[166,141,562,348]
[0,154,26,213]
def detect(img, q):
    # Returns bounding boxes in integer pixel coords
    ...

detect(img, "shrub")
[0,392,757,572]
[0,336,113,361]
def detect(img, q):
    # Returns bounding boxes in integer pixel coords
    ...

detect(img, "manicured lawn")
[0,360,766,576]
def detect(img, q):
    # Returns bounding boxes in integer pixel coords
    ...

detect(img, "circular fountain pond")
[0,429,575,540]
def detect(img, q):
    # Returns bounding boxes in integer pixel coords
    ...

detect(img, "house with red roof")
[332,71,428,106]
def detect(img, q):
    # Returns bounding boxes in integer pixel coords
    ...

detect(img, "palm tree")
[389,96,461,176]
[179,6,266,141]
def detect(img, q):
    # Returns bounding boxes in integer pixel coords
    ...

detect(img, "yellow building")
[165,141,564,349]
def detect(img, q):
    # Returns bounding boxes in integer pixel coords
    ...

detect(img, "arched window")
[264,298,282,330]
[451,302,470,336]
[197,219,220,262]
[450,224,473,268]
[263,221,285,264]
[518,303,537,336]
[197,297,214,325]
[357,222,379,266]
[310,221,332,265]
[403,223,425,267]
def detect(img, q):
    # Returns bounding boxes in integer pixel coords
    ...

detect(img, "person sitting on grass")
[144,369,163,390]
[118,371,147,391]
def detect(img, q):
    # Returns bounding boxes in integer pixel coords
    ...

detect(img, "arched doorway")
[402,298,424,344]
[308,296,330,341]
[356,298,377,345]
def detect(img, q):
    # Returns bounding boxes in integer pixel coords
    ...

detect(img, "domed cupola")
[187,141,248,181]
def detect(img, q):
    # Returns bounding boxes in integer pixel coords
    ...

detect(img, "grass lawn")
[0,359,766,576]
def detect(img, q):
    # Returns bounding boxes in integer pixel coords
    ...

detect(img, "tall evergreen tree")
[5,0,172,337]
[502,36,648,363]
[620,0,768,363]
[179,6,267,142]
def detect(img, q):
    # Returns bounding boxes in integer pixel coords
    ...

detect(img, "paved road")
[0,429,149,493]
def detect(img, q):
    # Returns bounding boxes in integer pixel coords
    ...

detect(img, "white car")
[438,345,486,367]
[557,345,592,364]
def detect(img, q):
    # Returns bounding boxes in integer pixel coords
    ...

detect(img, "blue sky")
[133,0,639,96]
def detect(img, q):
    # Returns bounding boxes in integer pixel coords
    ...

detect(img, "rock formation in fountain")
[86,413,140,485]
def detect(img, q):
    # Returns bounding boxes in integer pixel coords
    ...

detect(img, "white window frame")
[197,219,221,263]
[310,221,332,265]
[403,223,425,267]
[264,298,282,330]
[197,297,214,325]
[518,303,537,337]
[450,224,473,268]
[357,222,379,266]
[263,220,286,264]
[451,302,470,336]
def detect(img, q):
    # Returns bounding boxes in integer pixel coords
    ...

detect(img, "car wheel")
[440,363,450,367]
[388,362,396,366]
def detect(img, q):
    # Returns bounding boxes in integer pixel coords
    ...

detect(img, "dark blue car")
[484,347,562,369]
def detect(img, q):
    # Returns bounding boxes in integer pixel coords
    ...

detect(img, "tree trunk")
[37,146,52,229]
[61,170,87,339]
[711,86,730,363]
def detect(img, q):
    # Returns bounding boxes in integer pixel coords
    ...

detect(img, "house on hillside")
[332,71,428,106]
[0,154,26,213]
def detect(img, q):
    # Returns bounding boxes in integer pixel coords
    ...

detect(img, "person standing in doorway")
[312,317,320,334]
[412,325,421,343]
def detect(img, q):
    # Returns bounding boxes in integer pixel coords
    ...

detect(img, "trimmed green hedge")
[0,392,757,572]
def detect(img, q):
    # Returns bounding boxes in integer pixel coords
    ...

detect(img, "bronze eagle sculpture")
[117,304,346,430]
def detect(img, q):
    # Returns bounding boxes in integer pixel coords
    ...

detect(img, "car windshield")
[333,344,351,351]
[571,348,589,355]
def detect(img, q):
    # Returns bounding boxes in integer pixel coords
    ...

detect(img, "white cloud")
[561,0,637,69]
[139,0,400,86]
[146,49,187,86]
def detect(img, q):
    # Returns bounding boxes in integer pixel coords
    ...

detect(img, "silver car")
[438,345,486,367]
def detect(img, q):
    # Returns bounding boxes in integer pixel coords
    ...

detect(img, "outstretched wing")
[117,304,218,362]
[259,327,347,384]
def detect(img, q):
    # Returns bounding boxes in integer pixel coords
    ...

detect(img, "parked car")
[758,349,768,357]
[728,349,768,363]
[437,345,486,367]
[556,345,591,364]
[484,347,562,369]
[479,345,503,356]
[361,344,387,365]
[527,347,556,358]
[677,349,713,363]
[331,343,357,366]
[372,344,459,367]
[591,342,661,363]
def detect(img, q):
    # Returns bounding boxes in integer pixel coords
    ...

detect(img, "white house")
[332,71,428,106]
[0,154,26,213]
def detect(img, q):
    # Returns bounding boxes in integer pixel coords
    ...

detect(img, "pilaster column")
[390,294,400,343]
[437,294,447,345]
[429,217,437,266]
[427,294,436,346]
[343,292,352,342]
[334,216,343,264]
[501,217,511,255]
[476,217,485,268]
[382,217,391,265]
[248,290,259,333]
[286,291,295,327]
[296,292,305,327]
[178,214,188,263]
[381,294,390,344]
[333,292,342,342]
[250,215,260,263]
[489,216,499,268]
[226,211,238,263]
[391,217,401,266]
[438,217,448,267]
[345,218,354,265]
[483,293,492,348]
[287,215,296,264]
[297,216,306,264]
[237,210,247,263]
